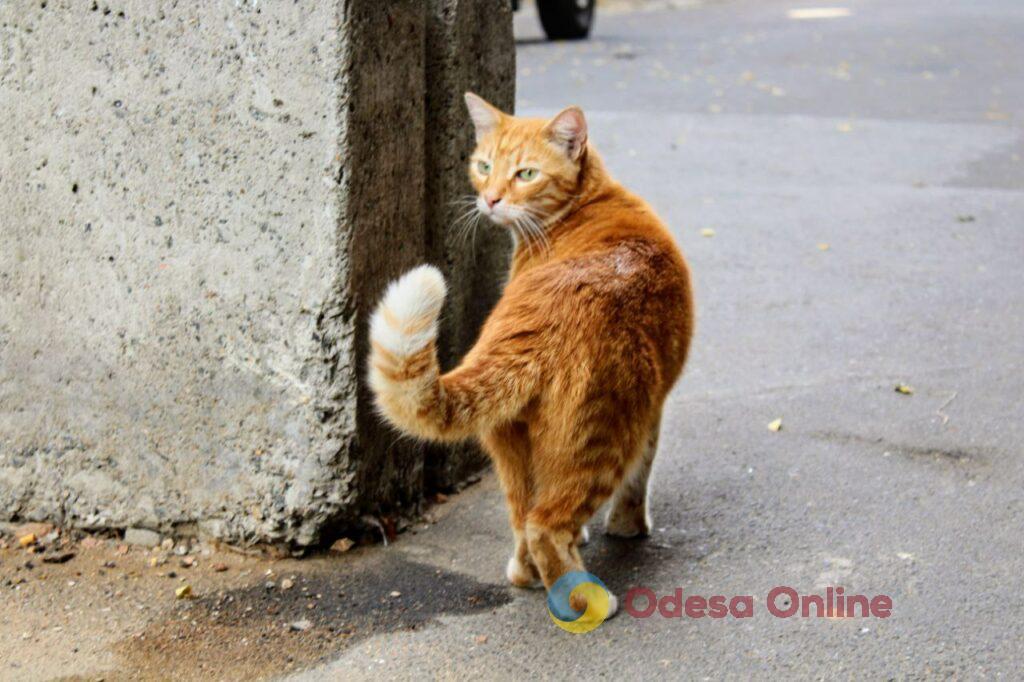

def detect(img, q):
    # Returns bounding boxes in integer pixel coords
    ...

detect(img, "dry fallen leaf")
[895,383,914,395]
[175,584,193,599]
[330,538,355,553]
[80,537,103,550]
[767,418,783,432]
[787,8,851,20]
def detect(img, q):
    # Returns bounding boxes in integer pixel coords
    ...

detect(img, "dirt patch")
[106,555,510,680]
[0,489,508,681]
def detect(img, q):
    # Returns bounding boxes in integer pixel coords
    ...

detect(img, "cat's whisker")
[511,217,536,260]
[452,206,478,233]
[452,206,483,248]
[449,194,479,208]
[520,207,556,252]
[517,211,551,256]
[465,212,484,252]
[510,218,526,257]
[520,204,552,220]
[527,217,548,257]
[516,217,535,253]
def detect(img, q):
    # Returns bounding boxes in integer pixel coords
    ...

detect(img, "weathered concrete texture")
[0,1,513,547]
[422,0,515,491]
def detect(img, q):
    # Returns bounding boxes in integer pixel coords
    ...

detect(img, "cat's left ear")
[464,92,504,142]
[544,106,588,161]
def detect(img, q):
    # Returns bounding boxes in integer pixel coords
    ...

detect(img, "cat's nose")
[485,193,502,209]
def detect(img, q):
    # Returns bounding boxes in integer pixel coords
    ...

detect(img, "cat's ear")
[464,92,503,142]
[544,106,588,161]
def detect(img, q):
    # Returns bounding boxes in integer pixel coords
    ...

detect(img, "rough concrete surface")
[421,0,515,491]
[0,1,513,547]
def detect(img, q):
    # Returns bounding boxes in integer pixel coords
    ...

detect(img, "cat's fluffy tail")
[368,265,534,442]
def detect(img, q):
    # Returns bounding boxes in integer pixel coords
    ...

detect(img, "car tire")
[537,0,595,40]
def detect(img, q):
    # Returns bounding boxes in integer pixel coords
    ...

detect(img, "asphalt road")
[297,0,1024,678]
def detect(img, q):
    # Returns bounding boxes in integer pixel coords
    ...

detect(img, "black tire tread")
[537,0,595,40]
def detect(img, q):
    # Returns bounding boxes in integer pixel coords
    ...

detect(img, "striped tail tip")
[369,264,447,366]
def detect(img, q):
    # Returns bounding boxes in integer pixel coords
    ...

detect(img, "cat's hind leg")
[575,524,590,546]
[483,423,540,588]
[526,470,620,617]
[605,412,662,538]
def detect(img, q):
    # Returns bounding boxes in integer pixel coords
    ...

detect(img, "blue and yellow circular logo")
[547,571,612,633]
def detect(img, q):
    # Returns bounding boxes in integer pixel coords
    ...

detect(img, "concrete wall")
[0,0,513,548]
[422,0,514,491]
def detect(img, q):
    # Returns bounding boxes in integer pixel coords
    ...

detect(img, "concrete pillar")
[422,0,515,491]
[0,0,513,547]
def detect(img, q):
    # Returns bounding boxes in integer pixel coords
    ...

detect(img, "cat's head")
[464,92,588,233]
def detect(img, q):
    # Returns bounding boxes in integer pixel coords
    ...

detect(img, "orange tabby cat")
[368,93,694,616]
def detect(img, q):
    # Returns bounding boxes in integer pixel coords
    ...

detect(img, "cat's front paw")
[576,525,590,546]
[604,507,651,538]
[567,590,619,621]
[506,555,542,589]
[605,592,619,619]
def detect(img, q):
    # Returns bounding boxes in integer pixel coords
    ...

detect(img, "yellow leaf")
[330,537,355,553]
[175,584,194,599]
[787,8,852,20]
[767,418,783,432]
[895,383,914,395]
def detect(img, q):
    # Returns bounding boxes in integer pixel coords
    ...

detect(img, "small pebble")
[289,619,313,632]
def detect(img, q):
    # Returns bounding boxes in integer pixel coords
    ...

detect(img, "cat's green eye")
[477,160,492,175]
[516,168,538,182]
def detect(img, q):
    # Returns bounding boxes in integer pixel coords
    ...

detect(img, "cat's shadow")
[584,524,709,598]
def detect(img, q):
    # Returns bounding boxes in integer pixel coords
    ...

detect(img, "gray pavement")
[295,0,1024,678]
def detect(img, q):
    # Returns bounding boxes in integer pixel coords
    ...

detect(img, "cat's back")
[502,190,693,387]
[534,187,691,319]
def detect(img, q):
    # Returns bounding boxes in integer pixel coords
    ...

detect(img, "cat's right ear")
[543,106,588,162]
[465,92,502,142]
